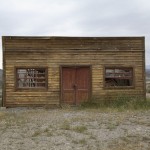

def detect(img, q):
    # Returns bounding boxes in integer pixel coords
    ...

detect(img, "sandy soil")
[0,108,149,150]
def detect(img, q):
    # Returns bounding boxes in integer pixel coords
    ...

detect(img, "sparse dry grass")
[61,120,70,130]
[81,96,150,111]
[72,125,87,133]
[0,108,149,150]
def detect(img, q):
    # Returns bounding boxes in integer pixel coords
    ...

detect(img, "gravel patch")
[0,108,150,150]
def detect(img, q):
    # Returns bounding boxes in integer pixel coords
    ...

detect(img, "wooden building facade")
[2,36,145,107]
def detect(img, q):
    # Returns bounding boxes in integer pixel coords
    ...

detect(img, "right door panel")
[76,67,90,104]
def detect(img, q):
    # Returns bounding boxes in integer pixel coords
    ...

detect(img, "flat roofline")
[2,36,145,40]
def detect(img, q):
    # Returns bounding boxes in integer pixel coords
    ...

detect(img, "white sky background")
[0,0,150,69]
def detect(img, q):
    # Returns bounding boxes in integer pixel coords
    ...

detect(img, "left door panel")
[62,68,76,104]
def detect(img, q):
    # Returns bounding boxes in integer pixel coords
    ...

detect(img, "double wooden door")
[61,67,90,105]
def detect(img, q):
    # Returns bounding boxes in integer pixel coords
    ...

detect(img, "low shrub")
[72,125,87,133]
[81,95,150,110]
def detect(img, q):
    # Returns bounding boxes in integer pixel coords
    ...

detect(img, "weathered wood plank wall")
[2,36,145,107]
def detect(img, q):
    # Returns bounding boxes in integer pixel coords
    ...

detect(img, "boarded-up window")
[16,68,47,88]
[105,68,133,87]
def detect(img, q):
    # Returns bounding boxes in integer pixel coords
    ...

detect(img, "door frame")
[60,65,92,105]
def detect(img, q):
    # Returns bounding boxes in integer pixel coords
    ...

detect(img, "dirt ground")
[0,108,149,150]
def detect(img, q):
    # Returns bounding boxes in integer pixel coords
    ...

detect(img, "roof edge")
[2,36,145,40]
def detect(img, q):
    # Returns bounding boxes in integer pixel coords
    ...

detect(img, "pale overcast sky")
[0,0,150,69]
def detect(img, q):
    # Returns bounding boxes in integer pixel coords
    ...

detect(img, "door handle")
[73,84,77,89]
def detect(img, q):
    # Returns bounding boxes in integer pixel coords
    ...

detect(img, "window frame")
[15,67,48,91]
[103,66,135,89]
